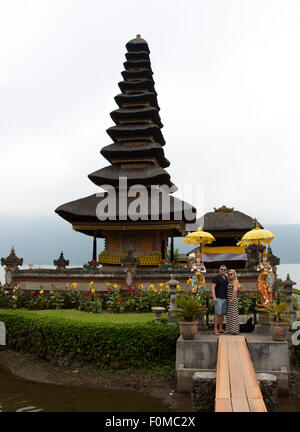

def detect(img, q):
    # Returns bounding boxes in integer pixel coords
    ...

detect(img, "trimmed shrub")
[0,310,179,369]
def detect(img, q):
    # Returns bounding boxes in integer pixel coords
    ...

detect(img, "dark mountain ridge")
[0,215,298,265]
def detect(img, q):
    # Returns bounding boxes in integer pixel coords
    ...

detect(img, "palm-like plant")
[173,293,207,322]
[257,301,289,323]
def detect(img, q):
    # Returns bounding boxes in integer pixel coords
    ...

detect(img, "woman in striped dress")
[226,269,239,335]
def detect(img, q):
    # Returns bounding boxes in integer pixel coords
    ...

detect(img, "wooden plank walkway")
[215,336,267,412]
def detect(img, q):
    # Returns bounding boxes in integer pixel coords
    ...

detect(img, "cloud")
[1,0,300,224]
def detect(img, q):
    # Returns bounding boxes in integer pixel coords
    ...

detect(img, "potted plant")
[257,302,290,341]
[172,293,207,339]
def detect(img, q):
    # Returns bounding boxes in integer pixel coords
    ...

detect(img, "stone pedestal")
[255,311,271,335]
[166,275,181,325]
[289,311,297,325]
[192,372,216,412]
[256,373,279,412]
[195,314,207,331]
[167,294,179,324]
[282,274,297,325]
[151,307,166,325]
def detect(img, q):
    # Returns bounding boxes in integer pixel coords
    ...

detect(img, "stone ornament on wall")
[53,251,69,270]
[1,247,24,286]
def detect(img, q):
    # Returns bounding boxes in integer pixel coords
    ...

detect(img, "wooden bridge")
[215,336,267,412]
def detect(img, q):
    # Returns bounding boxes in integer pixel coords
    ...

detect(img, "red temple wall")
[139,233,153,252]
[107,232,120,252]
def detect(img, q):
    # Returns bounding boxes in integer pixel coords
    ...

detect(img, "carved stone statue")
[120,249,140,290]
[267,246,280,271]
[190,250,206,297]
[246,244,264,270]
[256,249,275,306]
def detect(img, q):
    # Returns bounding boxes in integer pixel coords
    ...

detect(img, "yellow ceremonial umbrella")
[182,227,216,252]
[237,226,275,246]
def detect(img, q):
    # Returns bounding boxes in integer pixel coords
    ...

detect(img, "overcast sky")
[1,0,300,226]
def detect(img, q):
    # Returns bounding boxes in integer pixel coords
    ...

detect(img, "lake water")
[0,364,297,412]
[0,364,175,412]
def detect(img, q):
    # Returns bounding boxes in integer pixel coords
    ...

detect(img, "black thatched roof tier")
[123,60,151,69]
[125,51,150,61]
[121,69,153,81]
[101,142,170,167]
[88,164,175,189]
[55,36,194,237]
[106,124,165,145]
[110,107,162,127]
[56,192,195,227]
[118,79,156,94]
[126,36,150,53]
[198,209,263,231]
[114,92,159,110]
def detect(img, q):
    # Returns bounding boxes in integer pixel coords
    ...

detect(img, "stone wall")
[191,371,279,412]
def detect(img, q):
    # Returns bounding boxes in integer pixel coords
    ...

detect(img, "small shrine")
[188,205,279,271]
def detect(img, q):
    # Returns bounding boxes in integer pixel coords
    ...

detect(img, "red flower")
[119,298,123,303]
[108,287,112,291]
[128,287,131,291]
[83,296,87,300]
[95,293,98,298]
[89,293,93,298]
[92,260,97,266]
[30,292,35,297]
[132,291,135,296]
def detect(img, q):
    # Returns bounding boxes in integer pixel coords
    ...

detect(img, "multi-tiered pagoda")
[56,35,195,268]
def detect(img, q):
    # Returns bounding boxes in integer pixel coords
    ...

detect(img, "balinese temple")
[188,205,279,272]
[55,35,195,268]
[1,38,278,296]
[1,36,289,398]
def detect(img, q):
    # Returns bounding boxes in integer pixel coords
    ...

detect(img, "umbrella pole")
[170,236,174,266]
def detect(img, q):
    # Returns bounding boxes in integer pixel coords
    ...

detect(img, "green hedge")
[0,310,180,369]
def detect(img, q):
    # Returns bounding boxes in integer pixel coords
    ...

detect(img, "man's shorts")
[214,298,227,315]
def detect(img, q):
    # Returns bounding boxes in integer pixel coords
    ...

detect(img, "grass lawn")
[0,308,168,324]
